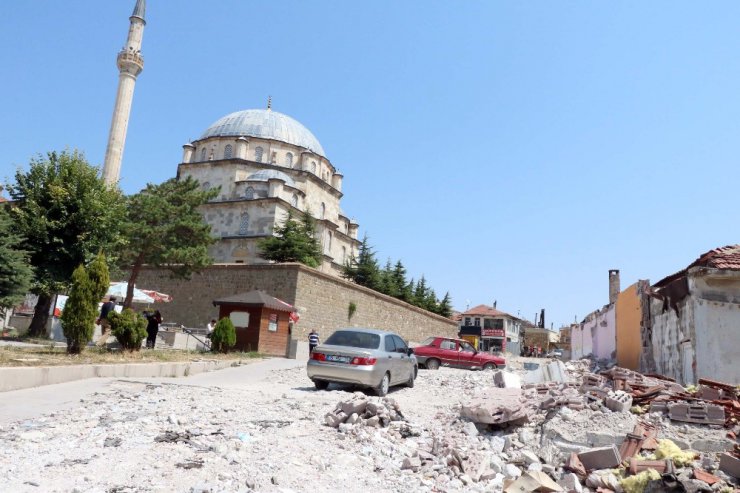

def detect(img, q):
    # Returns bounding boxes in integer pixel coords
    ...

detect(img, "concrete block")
[340,399,367,415]
[494,370,522,389]
[719,453,740,479]
[667,402,725,425]
[604,390,633,413]
[577,445,621,471]
[558,473,583,493]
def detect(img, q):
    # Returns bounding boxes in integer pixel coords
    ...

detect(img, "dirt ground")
[0,357,736,493]
[0,344,259,367]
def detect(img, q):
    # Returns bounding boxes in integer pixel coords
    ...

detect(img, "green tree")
[60,265,97,354]
[210,317,236,353]
[0,207,33,311]
[118,176,218,308]
[108,308,147,351]
[7,150,125,337]
[342,235,381,290]
[87,252,110,303]
[403,278,416,305]
[425,287,439,313]
[378,258,400,297]
[414,276,429,309]
[438,292,453,318]
[391,261,410,302]
[258,211,322,268]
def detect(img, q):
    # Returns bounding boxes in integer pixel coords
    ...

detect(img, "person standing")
[308,329,319,354]
[95,296,117,347]
[145,310,162,349]
[206,319,217,337]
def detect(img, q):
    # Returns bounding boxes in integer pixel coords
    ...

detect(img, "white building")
[177,106,361,276]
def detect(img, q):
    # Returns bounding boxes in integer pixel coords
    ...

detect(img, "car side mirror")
[406,347,414,356]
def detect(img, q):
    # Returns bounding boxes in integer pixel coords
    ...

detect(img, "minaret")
[101,0,146,185]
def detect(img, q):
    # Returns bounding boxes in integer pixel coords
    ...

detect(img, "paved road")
[0,357,306,426]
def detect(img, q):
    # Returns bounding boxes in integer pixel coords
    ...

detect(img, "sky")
[1,1,738,328]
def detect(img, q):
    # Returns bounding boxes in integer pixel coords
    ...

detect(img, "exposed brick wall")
[135,263,456,346]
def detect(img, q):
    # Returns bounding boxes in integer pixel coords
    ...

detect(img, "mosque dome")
[200,109,326,157]
[245,169,296,188]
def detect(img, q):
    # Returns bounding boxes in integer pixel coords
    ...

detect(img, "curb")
[0,359,241,392]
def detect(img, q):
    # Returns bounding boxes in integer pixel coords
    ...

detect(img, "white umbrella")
[107,282,155,304]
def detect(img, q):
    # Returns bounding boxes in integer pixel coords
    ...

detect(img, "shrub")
[210,317,236,353]
[108,308,147,351]
[61,265,97,354]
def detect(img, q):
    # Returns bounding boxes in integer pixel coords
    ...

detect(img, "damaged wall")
[615,282,643,370]
[581,305,616,361]
[648,296,695,384]
[693,299,740,383]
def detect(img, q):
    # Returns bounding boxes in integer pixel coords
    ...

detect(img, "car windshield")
[419,337,436,346]
[325,330,381,350]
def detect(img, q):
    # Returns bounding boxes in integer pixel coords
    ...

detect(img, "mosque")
[102,0,360,277]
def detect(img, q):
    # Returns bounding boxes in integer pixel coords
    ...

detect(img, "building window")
[202,181,210,190]
[320,202,325,220]
[311,161,316,173]
[200,148,207,161]
[286,152,293,167]
[238,212,249,235]
[245,187,255,199]
[342,246,347,265]
[464,317,471,326]
[223,144,233,159]
[255,146,264,162]
[291,193,298,208]
[474,318,480,327]
[326,231,332,253]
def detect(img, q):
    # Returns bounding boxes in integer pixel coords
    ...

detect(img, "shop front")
[458,326,506,353]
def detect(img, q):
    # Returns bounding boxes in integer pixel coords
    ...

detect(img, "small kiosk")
[213,290,296,356]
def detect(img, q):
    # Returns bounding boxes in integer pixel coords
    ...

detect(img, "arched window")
[342,246,347,265]
[291,193,298,208]
[255,146,264,162]
[286,152,293,167]
[311,161,317,173]
[200,148,207,161]
[202,181,210,190]
[320,202,326,220]
[326,232,333,253]
[245,187,255,200]
[224,144,233,159]
[238,212,250,236]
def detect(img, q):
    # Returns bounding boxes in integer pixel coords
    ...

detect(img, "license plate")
[326,355,351,363]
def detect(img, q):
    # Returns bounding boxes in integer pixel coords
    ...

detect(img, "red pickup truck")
[413,336,506,370]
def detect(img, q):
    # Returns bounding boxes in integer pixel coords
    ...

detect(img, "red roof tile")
[461,304,515,318]
[688,244,740,271]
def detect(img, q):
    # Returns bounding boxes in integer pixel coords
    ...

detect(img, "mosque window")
[291,193,298,208]
[320,202,326,220]
[326,232,333,254]
[255,146,264,163]
[342,246,347,265]
[238,213,250,236]
[245,187,255,200]
[311,161,317,173]
[286,152,293,167]
[224,144,233,159]
[200,148,207,161]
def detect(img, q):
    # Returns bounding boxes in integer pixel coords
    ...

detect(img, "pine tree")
[259,211,322,268]
[379,258,399,297]
[391,261,408,300]
[438,292,453,318]
[351,235,381,290]
[119,176,218,308]
[0,207,33,311]
[425,288,439,313]
[414,276,429,309]
[61,265,97,354]
[404,278,416,305]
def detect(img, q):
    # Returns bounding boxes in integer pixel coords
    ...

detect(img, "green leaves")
[60,264,98,353]
[210,317,236,353]
[258,211,323,268]
[0,207,33,310]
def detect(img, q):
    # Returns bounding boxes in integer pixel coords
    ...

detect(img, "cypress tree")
[61,265,97,354]
[438,292,453,318]
[211,317,236,353]
[87,252,110,303]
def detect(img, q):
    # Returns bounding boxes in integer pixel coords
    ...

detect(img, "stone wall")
[135,263,457,346]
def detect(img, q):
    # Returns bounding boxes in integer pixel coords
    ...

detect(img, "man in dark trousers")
[95,296,117,347]
[308,329,319,354]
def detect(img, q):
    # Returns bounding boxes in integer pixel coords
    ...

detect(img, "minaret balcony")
[116,50,144,74]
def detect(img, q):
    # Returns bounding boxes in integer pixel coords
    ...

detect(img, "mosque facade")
[177,107,361,276]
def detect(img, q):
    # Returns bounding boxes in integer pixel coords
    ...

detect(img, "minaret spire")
[101,0,146,185]
[267,95,272,110]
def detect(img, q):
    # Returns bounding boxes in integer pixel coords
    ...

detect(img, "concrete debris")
[557,472,583,493]
[719,452,740,479]
[494,369,523,389]
[503,471,564,492]
[523,361,573,385]
[460,388,532,426]
[577,445,622,471]
[324,394,404,429]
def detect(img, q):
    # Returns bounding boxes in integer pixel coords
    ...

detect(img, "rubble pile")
[324,394,407,429]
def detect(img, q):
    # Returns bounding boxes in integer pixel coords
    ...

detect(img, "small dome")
[200,109,326,157]
[245,170,296,188]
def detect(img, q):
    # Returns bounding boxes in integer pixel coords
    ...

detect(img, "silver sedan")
[306,328,417,396]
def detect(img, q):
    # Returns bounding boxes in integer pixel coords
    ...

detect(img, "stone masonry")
[135,263,457,345]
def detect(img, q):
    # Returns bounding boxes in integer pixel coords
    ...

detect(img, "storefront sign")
[481,328,505,337]
[268,313,278,332]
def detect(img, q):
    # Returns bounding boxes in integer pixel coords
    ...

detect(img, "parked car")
[307,328,417,396]
[545,349,563,359]
[414,337,506,370]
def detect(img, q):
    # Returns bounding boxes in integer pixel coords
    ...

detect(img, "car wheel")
[375,372,390,396]
[406,367,417,388]
[314,380,329,390]
[482,363,497,371]
[425,358,440,370]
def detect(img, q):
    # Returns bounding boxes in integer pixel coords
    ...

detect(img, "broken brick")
[693,468,720,485]
[578,445,621,471]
